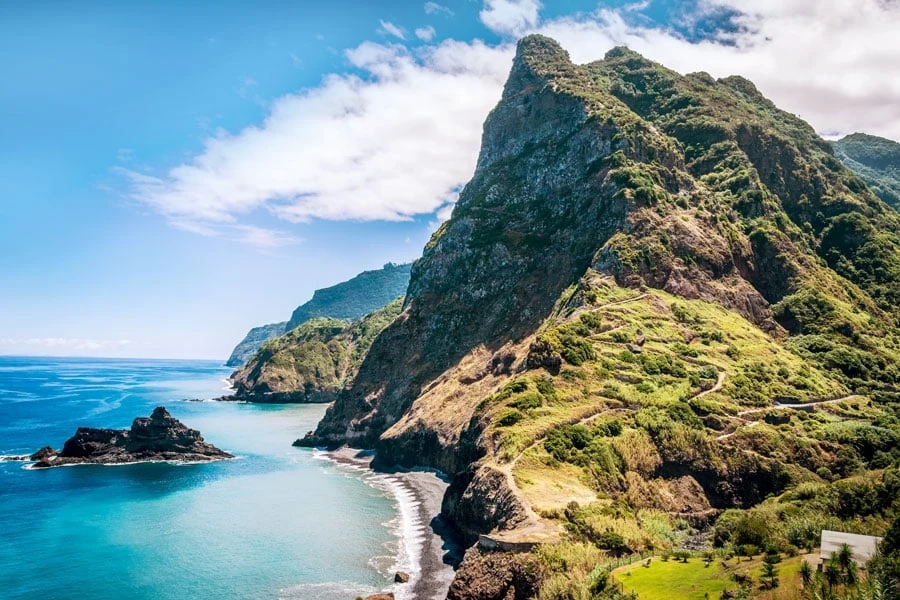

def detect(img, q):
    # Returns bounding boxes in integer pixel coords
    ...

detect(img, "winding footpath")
[716,394,863,440]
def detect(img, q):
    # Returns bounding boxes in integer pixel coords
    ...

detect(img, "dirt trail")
[716,394,862,440]
[693,370,725,400]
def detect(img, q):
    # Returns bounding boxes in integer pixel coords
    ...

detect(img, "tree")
[762,553,780,589]
[845,561,859,588]
[800,560,813,589]
[838,543,854,575]
[825,556,843,591]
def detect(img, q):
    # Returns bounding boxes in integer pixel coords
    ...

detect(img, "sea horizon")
[0,355,449,599]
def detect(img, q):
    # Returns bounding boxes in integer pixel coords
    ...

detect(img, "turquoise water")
[0,356,402,600]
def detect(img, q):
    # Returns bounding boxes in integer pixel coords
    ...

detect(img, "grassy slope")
[231,298,402,399]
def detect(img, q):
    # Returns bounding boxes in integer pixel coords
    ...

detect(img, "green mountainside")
[296,36,900,598]
[230,298,402,402]
[224,321,287,367]
[834,132,900,209]
[286,262,411,329]
[224,262,411,367]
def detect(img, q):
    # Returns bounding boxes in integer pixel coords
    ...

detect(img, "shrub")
[596,530,629,555]
[509,393,543,410]
[733,514,769,547]
[535,376,557,400]
[497,409,524,427]
[504,379,529,394]
[698,365,719,380]
[672,342,699,357]
[560,335,596,366]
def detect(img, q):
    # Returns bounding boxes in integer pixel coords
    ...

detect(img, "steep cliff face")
[231,299,402,403]
[307,35,897,456]
[225,322,287,367]
[303,36,900,559]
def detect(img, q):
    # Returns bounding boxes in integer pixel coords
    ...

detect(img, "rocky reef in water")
[28,406,233,468]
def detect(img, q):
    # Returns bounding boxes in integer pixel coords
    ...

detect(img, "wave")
[311,449,438,600]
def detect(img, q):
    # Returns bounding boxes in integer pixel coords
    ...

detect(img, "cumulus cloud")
[479,0,542,36]
[424,2,454,17]
[536,1,900,142]
[121,39,511,234]
[123,0,900,244]
[379,20,406,40]
[416,25,437,41]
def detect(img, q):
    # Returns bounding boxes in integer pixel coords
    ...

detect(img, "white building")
[819,530,883,568]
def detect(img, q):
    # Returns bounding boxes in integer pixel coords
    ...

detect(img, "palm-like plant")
[801,560,814,589]
[838,544,855,575]
[845,560,859,588]
[825,555,843,591]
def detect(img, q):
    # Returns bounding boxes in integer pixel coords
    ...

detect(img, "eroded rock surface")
[31,407,232,468]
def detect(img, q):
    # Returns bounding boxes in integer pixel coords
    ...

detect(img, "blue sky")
[2,0,898,359]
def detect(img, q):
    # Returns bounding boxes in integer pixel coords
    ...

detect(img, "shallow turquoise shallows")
[0,356,399,600]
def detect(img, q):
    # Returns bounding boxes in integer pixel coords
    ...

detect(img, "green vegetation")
[616,557,734,600]
[286,262,411,329]
[231,298,403,400]
[227,263,410,369]
[833,132,900,209]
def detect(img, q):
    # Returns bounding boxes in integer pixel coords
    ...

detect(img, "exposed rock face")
[446,547,543,600]
[231,299,402,403]
[31,407,232,468]
[299,35,900,581]
[225,321,287,368]
[442,466,529,542]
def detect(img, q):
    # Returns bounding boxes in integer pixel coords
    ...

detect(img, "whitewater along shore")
[316,447,463,600]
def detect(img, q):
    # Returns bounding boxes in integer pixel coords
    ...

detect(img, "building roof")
[820,530,883,565]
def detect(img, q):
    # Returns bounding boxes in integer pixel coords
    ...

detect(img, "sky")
[2,0,899,360]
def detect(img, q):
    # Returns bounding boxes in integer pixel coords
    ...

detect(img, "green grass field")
[616,558,735,600]
[613,554,808,600]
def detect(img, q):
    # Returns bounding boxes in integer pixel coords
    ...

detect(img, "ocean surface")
[0,356,408,600]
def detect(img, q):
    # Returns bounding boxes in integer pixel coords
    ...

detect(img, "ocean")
[0,356,415,600]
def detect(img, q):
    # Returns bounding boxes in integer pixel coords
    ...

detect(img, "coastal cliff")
[231,299,403,402]
[225,321,287,368]
[30,406,232,468]
[225,263,411,368]
[301,35,900,596]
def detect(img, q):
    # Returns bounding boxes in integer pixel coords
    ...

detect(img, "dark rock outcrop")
[446,547,543,600]
[31,407,232,468]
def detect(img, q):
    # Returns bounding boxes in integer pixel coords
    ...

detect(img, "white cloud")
[379,20,407,40]
[416,25,437,41]
[424,2,454,17]
[480,0,542,36]
[535,1,900,142]
[122,39,511,233]
[123,0,900,245]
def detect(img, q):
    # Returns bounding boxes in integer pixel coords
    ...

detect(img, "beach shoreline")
[318,447,461,600]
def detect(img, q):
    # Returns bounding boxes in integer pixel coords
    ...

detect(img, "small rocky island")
[27,406,233,469]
